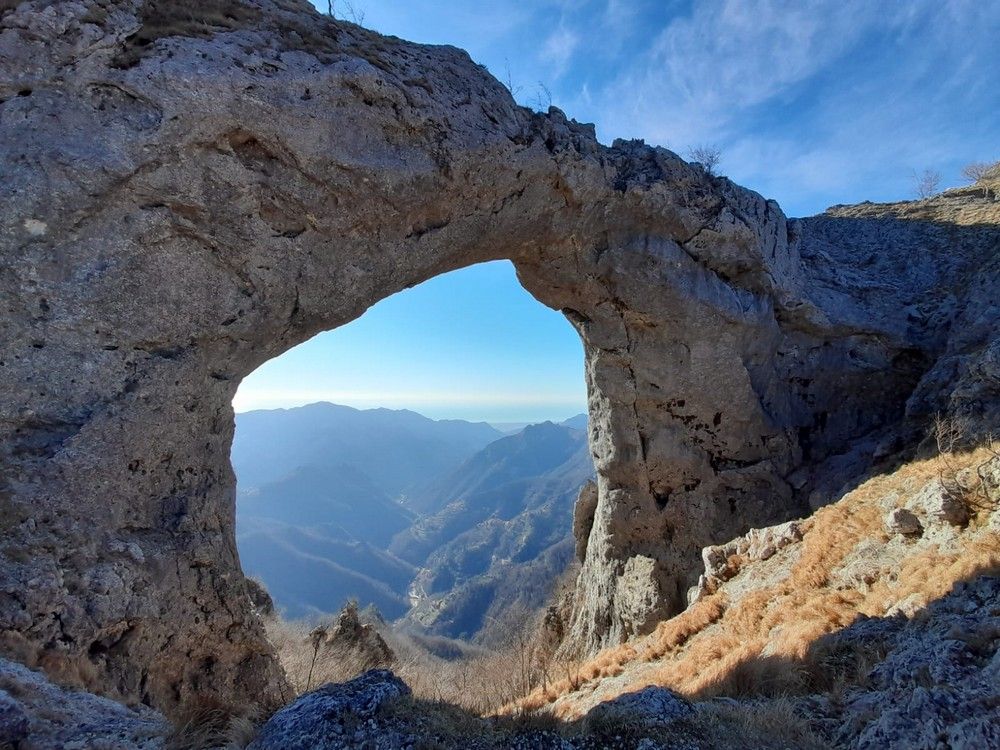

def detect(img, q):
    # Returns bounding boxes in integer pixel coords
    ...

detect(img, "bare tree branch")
[687,145,722,176]
[913,168,941,199]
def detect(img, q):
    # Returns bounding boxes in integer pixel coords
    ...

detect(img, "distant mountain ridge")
[401,419,588,516]
[233,402,503,495]
[233,403,593,635]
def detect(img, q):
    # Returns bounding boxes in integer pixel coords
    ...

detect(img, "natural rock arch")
[3,0,995,714]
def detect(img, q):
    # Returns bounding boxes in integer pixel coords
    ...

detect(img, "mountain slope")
[232,402,503,495]
[238,462,414,547]
[520,444,1000,750]
[233,406,594,631]
[237,517,417,619]
[400,420,590,518]
[394,422,595,639]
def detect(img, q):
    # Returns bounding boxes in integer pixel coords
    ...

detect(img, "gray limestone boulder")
[884,507,922,536]
[584,686,694,730]
[248,669,410,750]
[906,479,968,526]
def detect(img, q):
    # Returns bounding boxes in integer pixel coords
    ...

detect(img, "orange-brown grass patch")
[516,447,998,716]
[863,533,1000,617]
[642,593,728,661]
[517,593,728,713]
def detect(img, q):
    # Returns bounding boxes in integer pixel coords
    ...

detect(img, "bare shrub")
[266,600,566,716]
[913,168,941,199]
[329,0,365,25]
[933,417,999,521]
[531,82,553,112]
[962,161,993,183]
[501,58,522,98]
[688,145,722,175]
[934,412,969,454]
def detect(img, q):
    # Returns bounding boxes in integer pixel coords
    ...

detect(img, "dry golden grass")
[692,697,828,750]
[165,694,257,750]
[266,604,566,716]
[518,445,999,716]
[112,0,262,67]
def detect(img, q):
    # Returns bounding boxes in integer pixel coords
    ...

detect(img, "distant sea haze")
[232,396,588,429]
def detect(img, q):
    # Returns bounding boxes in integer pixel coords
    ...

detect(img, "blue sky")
[233,261,588,421]
[235,0,999,420]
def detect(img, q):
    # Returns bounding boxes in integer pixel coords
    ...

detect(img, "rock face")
[319,602,395,670]
[1,0,998,714]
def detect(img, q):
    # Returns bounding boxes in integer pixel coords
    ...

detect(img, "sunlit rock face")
[1,0,996,713]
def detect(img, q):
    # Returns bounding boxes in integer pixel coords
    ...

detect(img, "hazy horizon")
[233,261,588,421]
[232,397,587,426]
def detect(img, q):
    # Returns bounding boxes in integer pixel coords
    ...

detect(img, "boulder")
[884,508,923,536]
[907,480,968,526]
[248,670,410,750]
[584,686,694,730]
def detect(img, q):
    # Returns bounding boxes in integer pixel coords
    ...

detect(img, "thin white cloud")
[540,25,581,78]
[590,0,886,147]
[566,0,999,214]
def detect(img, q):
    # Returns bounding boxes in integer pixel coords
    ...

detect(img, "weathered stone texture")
[1,0,997,713]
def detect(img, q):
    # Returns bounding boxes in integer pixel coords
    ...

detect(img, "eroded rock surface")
[0,657,168,749]
[249,669,410,750]
[1,0,998,713]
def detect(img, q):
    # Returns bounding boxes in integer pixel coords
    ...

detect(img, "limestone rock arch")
[4,0,992,714]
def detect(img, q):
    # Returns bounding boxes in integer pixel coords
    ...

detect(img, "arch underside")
[2,0,996,714]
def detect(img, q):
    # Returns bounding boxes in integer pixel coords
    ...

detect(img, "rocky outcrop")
[1,0,998,714]
[582,685,693,731]
[808,575,1000,749]
[246,576,275,617]
[0,657,168,749]
[316,602,395,670]
[529,447,999,750]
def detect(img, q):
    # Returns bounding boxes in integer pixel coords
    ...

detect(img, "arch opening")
[230,260,595,709]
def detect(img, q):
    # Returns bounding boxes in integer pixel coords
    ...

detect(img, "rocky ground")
[0,657,167,749]
[519,444,1000,748]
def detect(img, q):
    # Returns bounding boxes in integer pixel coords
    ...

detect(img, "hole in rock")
[231,260,594,712]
